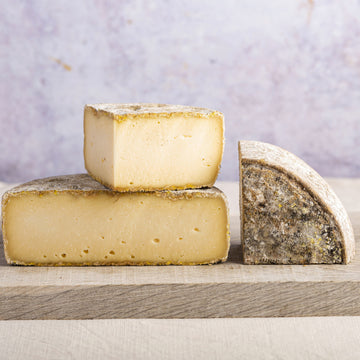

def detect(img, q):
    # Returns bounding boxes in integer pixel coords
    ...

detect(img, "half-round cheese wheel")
[238,141,355,264]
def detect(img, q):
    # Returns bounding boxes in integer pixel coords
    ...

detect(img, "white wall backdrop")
[0,0,359,182]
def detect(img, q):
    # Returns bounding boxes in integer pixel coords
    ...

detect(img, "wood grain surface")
[1,317,360,360]
[0,180,359,320]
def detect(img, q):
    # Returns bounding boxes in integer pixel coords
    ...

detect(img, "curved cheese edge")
[2,174,230,266]
[238,140,355,264]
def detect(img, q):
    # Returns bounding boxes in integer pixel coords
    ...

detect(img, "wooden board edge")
[1,281,360,320]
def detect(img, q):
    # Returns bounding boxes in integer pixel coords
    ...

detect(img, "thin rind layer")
[86,168,218,193]
[238,141,355,264]
[2,174,230,266]
[85,103,223,120]
[2,174,225,198]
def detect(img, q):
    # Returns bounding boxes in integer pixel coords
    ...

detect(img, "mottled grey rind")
[2,174,226,199]
[238,141,355,265]
[4,174,108,193]
[242,163,343,264]
[85,103,222,119]
[1,174,230,266]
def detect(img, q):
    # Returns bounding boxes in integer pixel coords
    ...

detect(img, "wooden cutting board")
[0,180,359,320]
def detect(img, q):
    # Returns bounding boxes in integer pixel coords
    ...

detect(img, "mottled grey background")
[0,0,359,182]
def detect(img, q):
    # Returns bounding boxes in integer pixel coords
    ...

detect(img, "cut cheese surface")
[84,104,224,191]
[239,141,355,265]
[2,174,230,266]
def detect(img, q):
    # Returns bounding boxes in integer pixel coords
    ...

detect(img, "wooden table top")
[1,179,360,359]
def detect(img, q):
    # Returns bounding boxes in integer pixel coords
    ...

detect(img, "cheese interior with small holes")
[84,103,224,191]
[2,174,230,266]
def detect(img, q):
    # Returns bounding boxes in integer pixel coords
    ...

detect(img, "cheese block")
[238,141,355,264]
[84,104,224,191]
[1,174,230,266]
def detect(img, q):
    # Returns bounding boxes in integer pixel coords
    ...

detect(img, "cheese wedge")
[238,141,355,264]
[2,174,230,266]
[84,104,224,191]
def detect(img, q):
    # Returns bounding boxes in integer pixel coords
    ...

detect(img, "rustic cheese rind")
[2,174,230,266]
[86,103,218,119]
[84,104,224,192]
[238,141,355,265]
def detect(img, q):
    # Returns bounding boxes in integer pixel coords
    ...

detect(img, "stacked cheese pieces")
[2,104,230,265]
